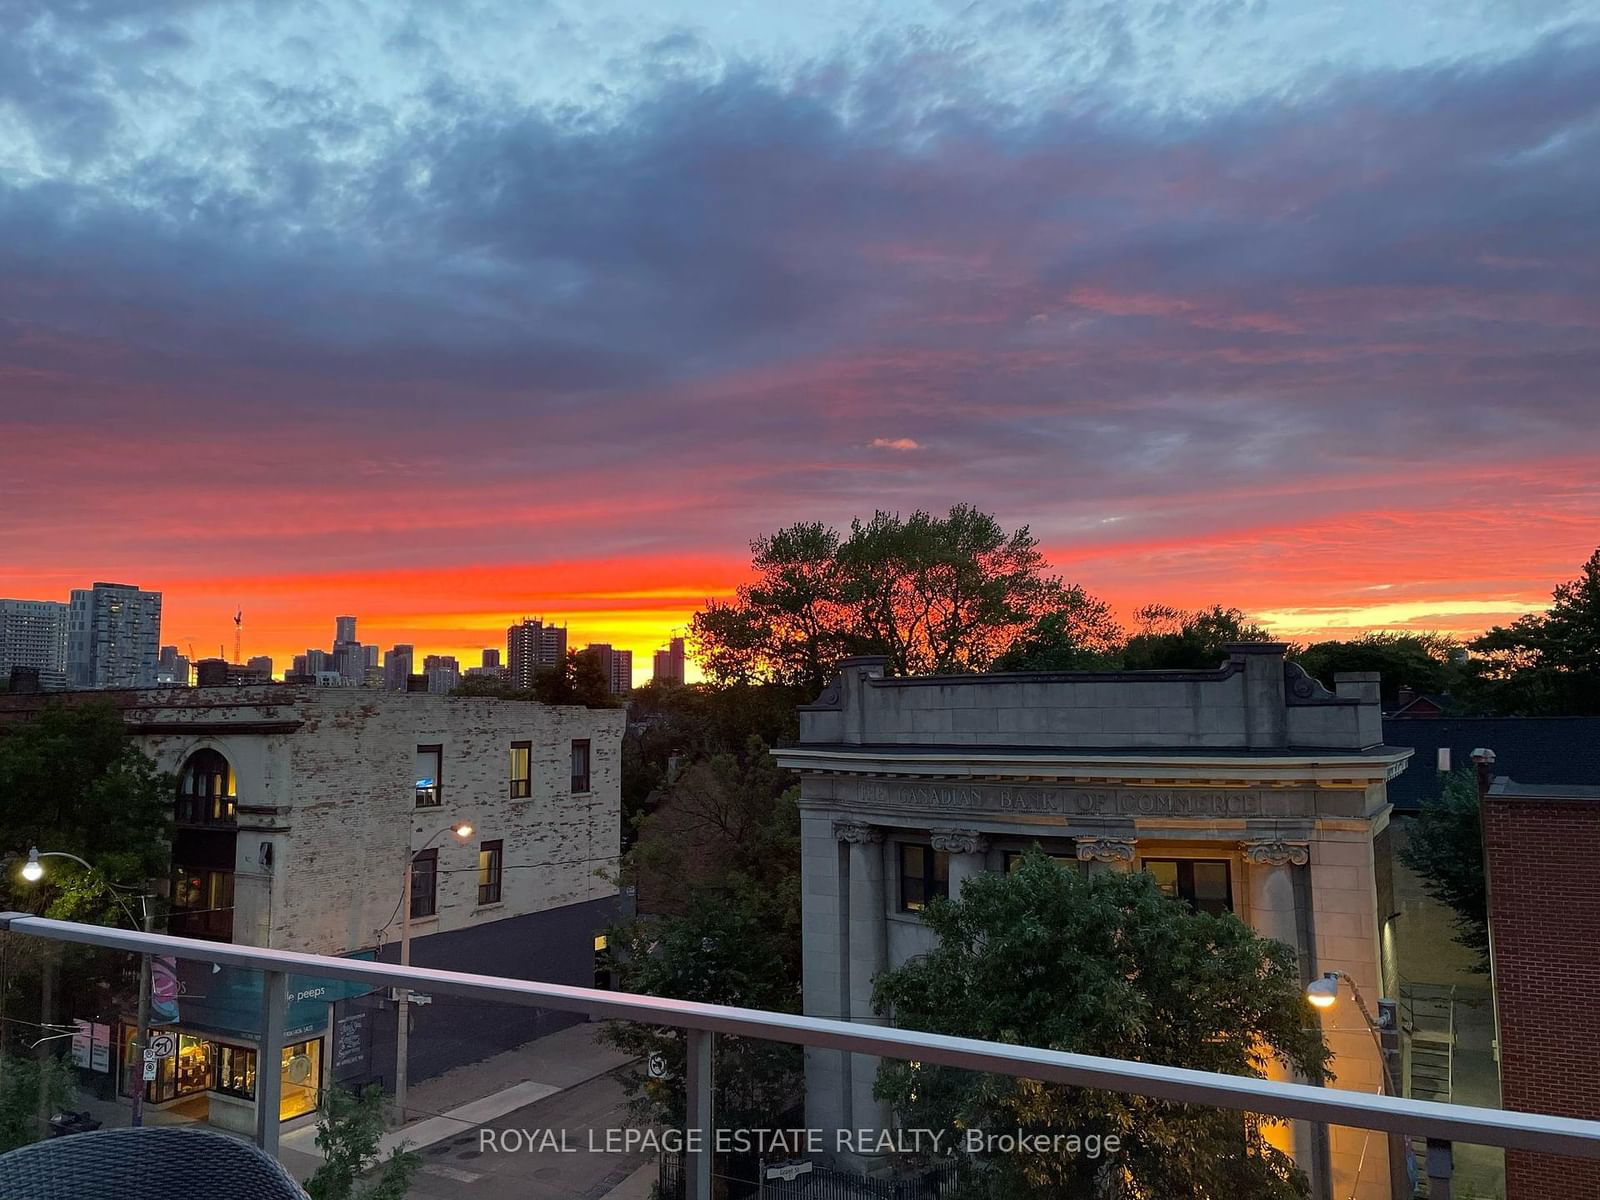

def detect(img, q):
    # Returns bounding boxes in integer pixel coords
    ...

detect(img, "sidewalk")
[76,1022,635,1184]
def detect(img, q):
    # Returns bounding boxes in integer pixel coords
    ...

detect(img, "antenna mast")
[233,608,243,664]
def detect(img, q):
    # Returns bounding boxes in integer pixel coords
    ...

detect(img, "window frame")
[1141,857,1234,916]
[410,848,439,919]
[897,842,950,913]
[415,744,443,808]
[1003,850,1079,873]
[477,839,504,906]
[570,738,591,794]
[509,741,532,798]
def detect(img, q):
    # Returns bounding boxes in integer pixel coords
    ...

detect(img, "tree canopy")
[873,854,1328,1199]
[1464,545,1600,715]
[1294,632,1463,707]
[691,506,1122,689]
[1119,604,1275,671]
[1398,768,1488,970]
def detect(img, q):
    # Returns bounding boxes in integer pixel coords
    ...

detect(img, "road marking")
[422,1163,484,1183]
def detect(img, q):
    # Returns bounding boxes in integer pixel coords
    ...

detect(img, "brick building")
[1484,777,1600,1199]
[0,685,622,1134]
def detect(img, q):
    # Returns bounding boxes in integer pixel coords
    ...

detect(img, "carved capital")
[929,828,988,855]
[1075,836,1137,864]
[834,821,882,845]
[1242,838,1310,867]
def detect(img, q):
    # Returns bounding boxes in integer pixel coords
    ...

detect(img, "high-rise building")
[334,641,366,685]
[482,648,502,670]
[0,599,69,689]
[364,644,380,669]
[651,636,686,687]
[507,619,567,690]
[580,644,634,695]
[423,654,461,694]
[334,615,357,645]
[246,655,274,679]
[157,644,191,687]
[384,644,415,691]
[304,648,329,676]
[67,582,162,689]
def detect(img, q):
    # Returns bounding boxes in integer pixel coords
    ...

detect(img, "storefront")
[108,956,371,1133]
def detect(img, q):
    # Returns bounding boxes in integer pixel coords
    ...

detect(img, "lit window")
[477,840,503,905]
[415,745,442,807]
[509,742,531,798]
[1143,859,1233,916]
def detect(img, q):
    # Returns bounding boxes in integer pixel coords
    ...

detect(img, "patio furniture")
[0,1125,309,1199]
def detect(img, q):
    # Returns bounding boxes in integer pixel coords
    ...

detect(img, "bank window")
[411,848,439,919]
[1004,851,1079,873]
[509,742,531,798]
[415,744,442,807]
[1144,859,1233,916]
[898,844,949,912]
[478,839,503,905]
[571,739,591,794]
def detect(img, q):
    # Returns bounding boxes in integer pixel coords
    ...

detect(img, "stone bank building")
[774,644,1410,1200]
[0,684,622,1133]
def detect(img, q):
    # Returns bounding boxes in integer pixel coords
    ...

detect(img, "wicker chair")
[0,1126,310,1198]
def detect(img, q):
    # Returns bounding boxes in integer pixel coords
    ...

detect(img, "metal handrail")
[3,912,1597,1178]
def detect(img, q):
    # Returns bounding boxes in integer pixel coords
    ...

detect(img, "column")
[836,821,889,1140]
[1243,839,1322,1198]
[1075,836,1137,873]
[932,828,989,897]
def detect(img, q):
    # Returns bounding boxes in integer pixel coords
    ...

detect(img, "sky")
[2,0,1598,681]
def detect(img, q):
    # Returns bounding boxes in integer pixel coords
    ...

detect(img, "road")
[405,1068,652,1200]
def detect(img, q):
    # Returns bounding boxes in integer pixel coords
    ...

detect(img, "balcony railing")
[4,911,1600,1200]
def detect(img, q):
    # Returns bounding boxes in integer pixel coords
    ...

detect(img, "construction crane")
[233,608,242,665]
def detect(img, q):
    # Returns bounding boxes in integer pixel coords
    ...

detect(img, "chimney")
[1472,748,1497,800]
[1397,686,1416,707]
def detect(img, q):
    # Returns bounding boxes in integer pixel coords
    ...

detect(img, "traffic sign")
[142,1059,158,1081]
[647,1052,668,1079]
[148,1033,176,1057]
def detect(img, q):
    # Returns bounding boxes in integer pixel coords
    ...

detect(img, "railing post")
[1425,1138,1453,1200]
[685,1028,714,1200]
[256,968,286,1157]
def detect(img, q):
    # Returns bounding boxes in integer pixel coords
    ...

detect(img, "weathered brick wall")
[279,690,622,957]
[1484,794,1600,1198]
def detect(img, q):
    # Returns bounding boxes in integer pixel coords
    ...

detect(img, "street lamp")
[19,848,159,1127]
[393,821,474,1123]
[1306,971,1411,1197]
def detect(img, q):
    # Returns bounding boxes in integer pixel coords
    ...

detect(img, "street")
[405,1068,652,1200]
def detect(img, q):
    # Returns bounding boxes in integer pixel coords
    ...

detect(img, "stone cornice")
[929,828,988,854]
[1076,836,1137,863]
[773,746,1412,787]
[1241,838,1311,866]
[833,820,883,844]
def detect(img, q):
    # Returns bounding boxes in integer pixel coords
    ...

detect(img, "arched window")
[176,749,236,824]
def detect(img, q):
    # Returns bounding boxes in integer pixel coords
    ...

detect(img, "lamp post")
[393,821,473,1124]
[21,848,157,1126]
[1306,971,1412,1199]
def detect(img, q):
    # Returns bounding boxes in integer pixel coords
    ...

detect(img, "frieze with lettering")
[859,782,1263,818]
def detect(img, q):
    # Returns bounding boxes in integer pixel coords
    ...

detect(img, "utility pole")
[130,897,153,1127]
[394,857,413,1124]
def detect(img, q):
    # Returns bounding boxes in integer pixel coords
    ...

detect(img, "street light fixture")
[393,820,475,1124]
[18,847,159,1127]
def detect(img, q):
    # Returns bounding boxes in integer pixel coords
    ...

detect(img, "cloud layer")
[2,1,1597,671]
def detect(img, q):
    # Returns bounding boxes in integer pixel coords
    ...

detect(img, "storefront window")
[119,1027,214,1103]
[209,1039,322,1120]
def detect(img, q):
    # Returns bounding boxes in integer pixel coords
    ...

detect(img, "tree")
[691,506,1121,689]
[873,854,1329,1199]
[1398,769,1488,970]
[305,1086,421,1200]
[1119,605,1274,671]
[0,1054,75,1153]
[1465,546,1600,715]
[603,887,802,1130]
[1294,633,1463,708]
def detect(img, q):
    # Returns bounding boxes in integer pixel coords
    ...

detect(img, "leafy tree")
[873,854,1328,1199]
[1119,605,1274,671]
[449,652,620,708]
[0,1054,76,1152]
[1398,769,1488,970]
[305,1085,420,1200]
[1465,546,1600,715]
[0,702,172,1054]
[603,887,802,1130]
[691,506,1120,688]
[1294,633,1464,708]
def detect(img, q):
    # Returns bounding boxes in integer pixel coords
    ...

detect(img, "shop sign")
[70,1022,92,1069]
[176,956,377,1043]
[71,1021,112,1073]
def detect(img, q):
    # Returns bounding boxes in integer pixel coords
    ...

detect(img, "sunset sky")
[3,1,1597,682]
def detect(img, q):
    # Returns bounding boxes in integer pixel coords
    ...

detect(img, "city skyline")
[3,3,1597,684]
